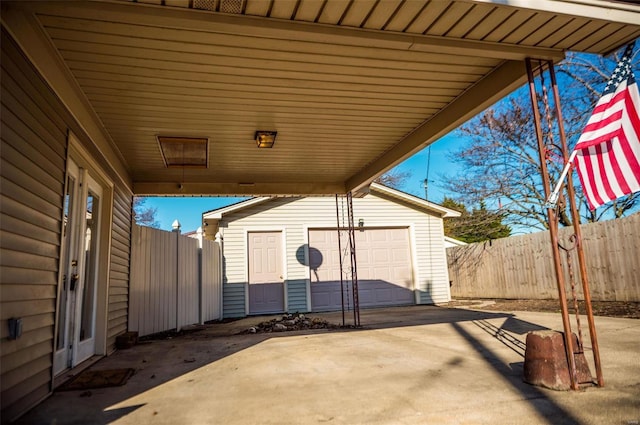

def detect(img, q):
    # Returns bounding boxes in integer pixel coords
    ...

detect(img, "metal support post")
[346,192,360,327]
[335,193,360,327]
[526,58,578,390]
[548,63,604,387]
[336,194,346,327]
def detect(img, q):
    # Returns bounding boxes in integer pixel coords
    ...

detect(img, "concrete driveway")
[15,305,640,425]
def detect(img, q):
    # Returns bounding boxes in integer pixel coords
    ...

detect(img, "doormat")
[58,368,135,391]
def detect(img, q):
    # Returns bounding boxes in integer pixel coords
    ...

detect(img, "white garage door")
[309,228,414,311]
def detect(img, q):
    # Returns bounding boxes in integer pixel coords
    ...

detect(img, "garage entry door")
[309,228,414,311]
[248,231,285,315]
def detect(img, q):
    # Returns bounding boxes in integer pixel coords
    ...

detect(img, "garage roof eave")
[202,197,271,221]
[369,183,461,218]
[201,184,460,224]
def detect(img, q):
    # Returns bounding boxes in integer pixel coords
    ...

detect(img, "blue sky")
[142,132,465,232]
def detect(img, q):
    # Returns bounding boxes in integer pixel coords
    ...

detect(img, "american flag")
[573,41,640,210]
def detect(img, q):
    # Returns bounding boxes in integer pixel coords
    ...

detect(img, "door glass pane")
[80,191,99,342]
[57,175,75,351]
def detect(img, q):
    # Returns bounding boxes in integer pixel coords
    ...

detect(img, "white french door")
[54,158,103,375]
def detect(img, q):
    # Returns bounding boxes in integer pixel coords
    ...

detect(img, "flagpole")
[546,150,577,207]
[549,63,604,387]
[526,58,579,391]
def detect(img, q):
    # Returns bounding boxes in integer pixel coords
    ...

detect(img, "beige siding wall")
[1,28,132,420]
[220,194,450,314]
[1,30,65,420]
[107,187,132,351]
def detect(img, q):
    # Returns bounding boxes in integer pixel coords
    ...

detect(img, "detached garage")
[202,183,460,317]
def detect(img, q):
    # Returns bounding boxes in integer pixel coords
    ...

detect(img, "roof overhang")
[202,183,460,232]
[369,183,461,218]
[2,0,639,196]
[203,197,271,221]
[445,236,468,247]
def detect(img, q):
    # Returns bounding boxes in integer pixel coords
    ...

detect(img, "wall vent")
[157,136,209,168]
[219,0,245,14]
[193,0,217,12]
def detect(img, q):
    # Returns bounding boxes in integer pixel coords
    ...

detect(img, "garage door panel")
[360,284,392,304]
[370,231,388,242]
[358,281,413,306]
[309,228,413,311]
[311,281,346,311]
[357,267,369,279]
[393,268,410,281]
[373,287,393,304]
[393,287,414,304]
[393,248,409,261]
[372,249,389,263]
[372,267,390,279]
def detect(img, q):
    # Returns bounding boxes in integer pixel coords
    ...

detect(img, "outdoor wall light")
[358,218,364,229]
[255,131,277,148]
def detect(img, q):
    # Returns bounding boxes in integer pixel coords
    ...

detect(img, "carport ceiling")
[3,0,640,195]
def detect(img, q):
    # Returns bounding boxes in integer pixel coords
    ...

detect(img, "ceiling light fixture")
[255,131,277,148]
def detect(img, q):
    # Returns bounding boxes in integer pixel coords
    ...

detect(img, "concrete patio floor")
[15,305,640,425]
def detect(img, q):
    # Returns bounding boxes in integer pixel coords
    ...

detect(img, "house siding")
[1,29,66,420]
[218,195,451,315]
[1,28,132,420]
[223,284,246,318]
[107,187,132,352]
[286,280,308,312]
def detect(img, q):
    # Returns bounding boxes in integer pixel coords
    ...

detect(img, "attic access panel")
[157,136,209,168]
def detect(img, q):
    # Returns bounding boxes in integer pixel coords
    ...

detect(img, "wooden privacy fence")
[447,212,640,302]
[129,224,222,336]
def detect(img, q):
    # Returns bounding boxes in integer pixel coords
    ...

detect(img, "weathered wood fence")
[447,213,640,301]
[129,224,222,336]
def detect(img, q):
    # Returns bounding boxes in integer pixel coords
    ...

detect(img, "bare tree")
[375,168,411,190]
[441,48,639,231]
[133,197,160,228]
[442,197,511,243]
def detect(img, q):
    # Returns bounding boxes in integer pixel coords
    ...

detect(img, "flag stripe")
[604,139,628,197]
[576,88,626,149]
[584,89,626,124]
[572,42,640,210]
[617,132,640,193]
[595,143,616,203]
[576,146,602,209]
[618,80,640,191]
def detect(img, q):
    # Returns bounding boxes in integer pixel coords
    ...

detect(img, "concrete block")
[523,330,592,390]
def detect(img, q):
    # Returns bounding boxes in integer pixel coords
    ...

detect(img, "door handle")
[70,274,79,291]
